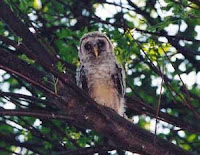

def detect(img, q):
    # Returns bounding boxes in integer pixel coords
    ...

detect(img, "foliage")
[0,0,200,154]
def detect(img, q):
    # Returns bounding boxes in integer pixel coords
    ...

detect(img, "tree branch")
[0,48,57,96]
[0,132,43,154]
[0,91,50,104]
[126,96,200,134]
[0,1,57,66]
[188,0,200,6]
[0,109,75,121]
[57,145,119,155]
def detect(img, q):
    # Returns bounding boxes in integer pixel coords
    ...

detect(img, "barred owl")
[76,32,126,116]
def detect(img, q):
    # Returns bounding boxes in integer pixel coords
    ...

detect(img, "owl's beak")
[93,45,99,59]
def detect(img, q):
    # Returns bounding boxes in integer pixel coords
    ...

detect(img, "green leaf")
[56,61,66,73]
[18,54,35,64]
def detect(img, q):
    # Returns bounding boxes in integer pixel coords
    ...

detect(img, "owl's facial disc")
[84,39,106,59]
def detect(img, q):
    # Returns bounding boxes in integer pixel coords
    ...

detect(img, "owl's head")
[79,32,114,63]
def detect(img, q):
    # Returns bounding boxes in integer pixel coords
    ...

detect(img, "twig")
[0,109,74,121]
[154,65,165,141]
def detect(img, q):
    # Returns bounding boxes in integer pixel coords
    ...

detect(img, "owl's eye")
[84,43,92,50]
[97,40,105,49]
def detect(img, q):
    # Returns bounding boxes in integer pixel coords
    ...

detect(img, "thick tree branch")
[0,1,57,66]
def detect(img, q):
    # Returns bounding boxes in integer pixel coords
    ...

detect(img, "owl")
[76,32,126,116]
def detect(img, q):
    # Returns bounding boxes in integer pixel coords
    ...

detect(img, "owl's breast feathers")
[89,81,120,112]
[77,61,125,116]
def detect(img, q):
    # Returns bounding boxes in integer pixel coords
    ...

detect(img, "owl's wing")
[76,65,89,93]
[112,64,126,96]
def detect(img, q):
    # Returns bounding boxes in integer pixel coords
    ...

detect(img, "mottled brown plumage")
[76,32,126,116]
